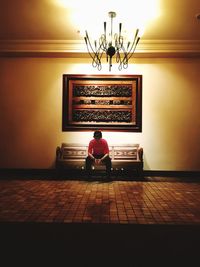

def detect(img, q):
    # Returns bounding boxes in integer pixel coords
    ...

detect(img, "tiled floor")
[1,176,200,267]
[1,177,200,224]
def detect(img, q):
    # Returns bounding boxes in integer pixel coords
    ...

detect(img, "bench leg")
[136,167,144,179]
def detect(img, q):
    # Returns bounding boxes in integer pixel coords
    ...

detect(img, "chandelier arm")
[85,40,102,69]
[92,57,102,70]
[116,51,124,71]
[126,36,140,61]
[99,34,108,52]
[85,39,98,62]
[125,29,140,57]
[115,44,124,63]
[95,48,104,63]
[115,49,120,63]
[92,49,103,69]
[115,35,124,52]
[85,32,97,55]
[92,43,105,70]
[118,48,129,70]
[85,31,104,69]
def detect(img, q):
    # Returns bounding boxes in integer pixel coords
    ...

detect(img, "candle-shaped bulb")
[104,22,106,35]
[119,23,122,36]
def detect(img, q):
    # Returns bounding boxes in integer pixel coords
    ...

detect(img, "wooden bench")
[56,143,143,178]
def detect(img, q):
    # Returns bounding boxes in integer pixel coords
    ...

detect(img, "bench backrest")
[61,143,140,161]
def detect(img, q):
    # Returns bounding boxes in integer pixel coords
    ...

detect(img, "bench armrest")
[56,146,62,159]
[138,147,143,162]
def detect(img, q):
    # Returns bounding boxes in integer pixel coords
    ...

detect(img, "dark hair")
[93,130,102,138]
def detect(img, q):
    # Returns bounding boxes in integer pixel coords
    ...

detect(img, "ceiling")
[0,0,200,57]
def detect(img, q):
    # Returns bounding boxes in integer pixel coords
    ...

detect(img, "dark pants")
[85,154,112,176]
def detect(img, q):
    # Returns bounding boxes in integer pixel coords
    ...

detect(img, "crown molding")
[0,39,200,57]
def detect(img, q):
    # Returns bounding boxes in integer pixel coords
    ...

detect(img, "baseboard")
[0,168,54,178]
[144,170,200,177]
[0,168,199,179]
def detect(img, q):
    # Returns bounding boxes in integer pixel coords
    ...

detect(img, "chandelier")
[84,11,140,71]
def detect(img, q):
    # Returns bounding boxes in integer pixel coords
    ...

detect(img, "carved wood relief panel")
[62,75,142,132]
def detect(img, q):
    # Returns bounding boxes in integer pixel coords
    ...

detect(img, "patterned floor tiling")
[0,179,200,224]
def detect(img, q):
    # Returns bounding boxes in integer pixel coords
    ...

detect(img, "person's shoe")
[105,175,112,182]
[86,171,92,181]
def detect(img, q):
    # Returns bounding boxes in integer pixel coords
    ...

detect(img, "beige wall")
[0,56,200,171]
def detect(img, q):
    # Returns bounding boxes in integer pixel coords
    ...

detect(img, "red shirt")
[88,138,109,155]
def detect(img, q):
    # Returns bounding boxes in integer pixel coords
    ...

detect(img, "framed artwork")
[62,75,142,132]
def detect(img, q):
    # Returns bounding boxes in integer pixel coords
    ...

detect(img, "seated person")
[85,130,112,179]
